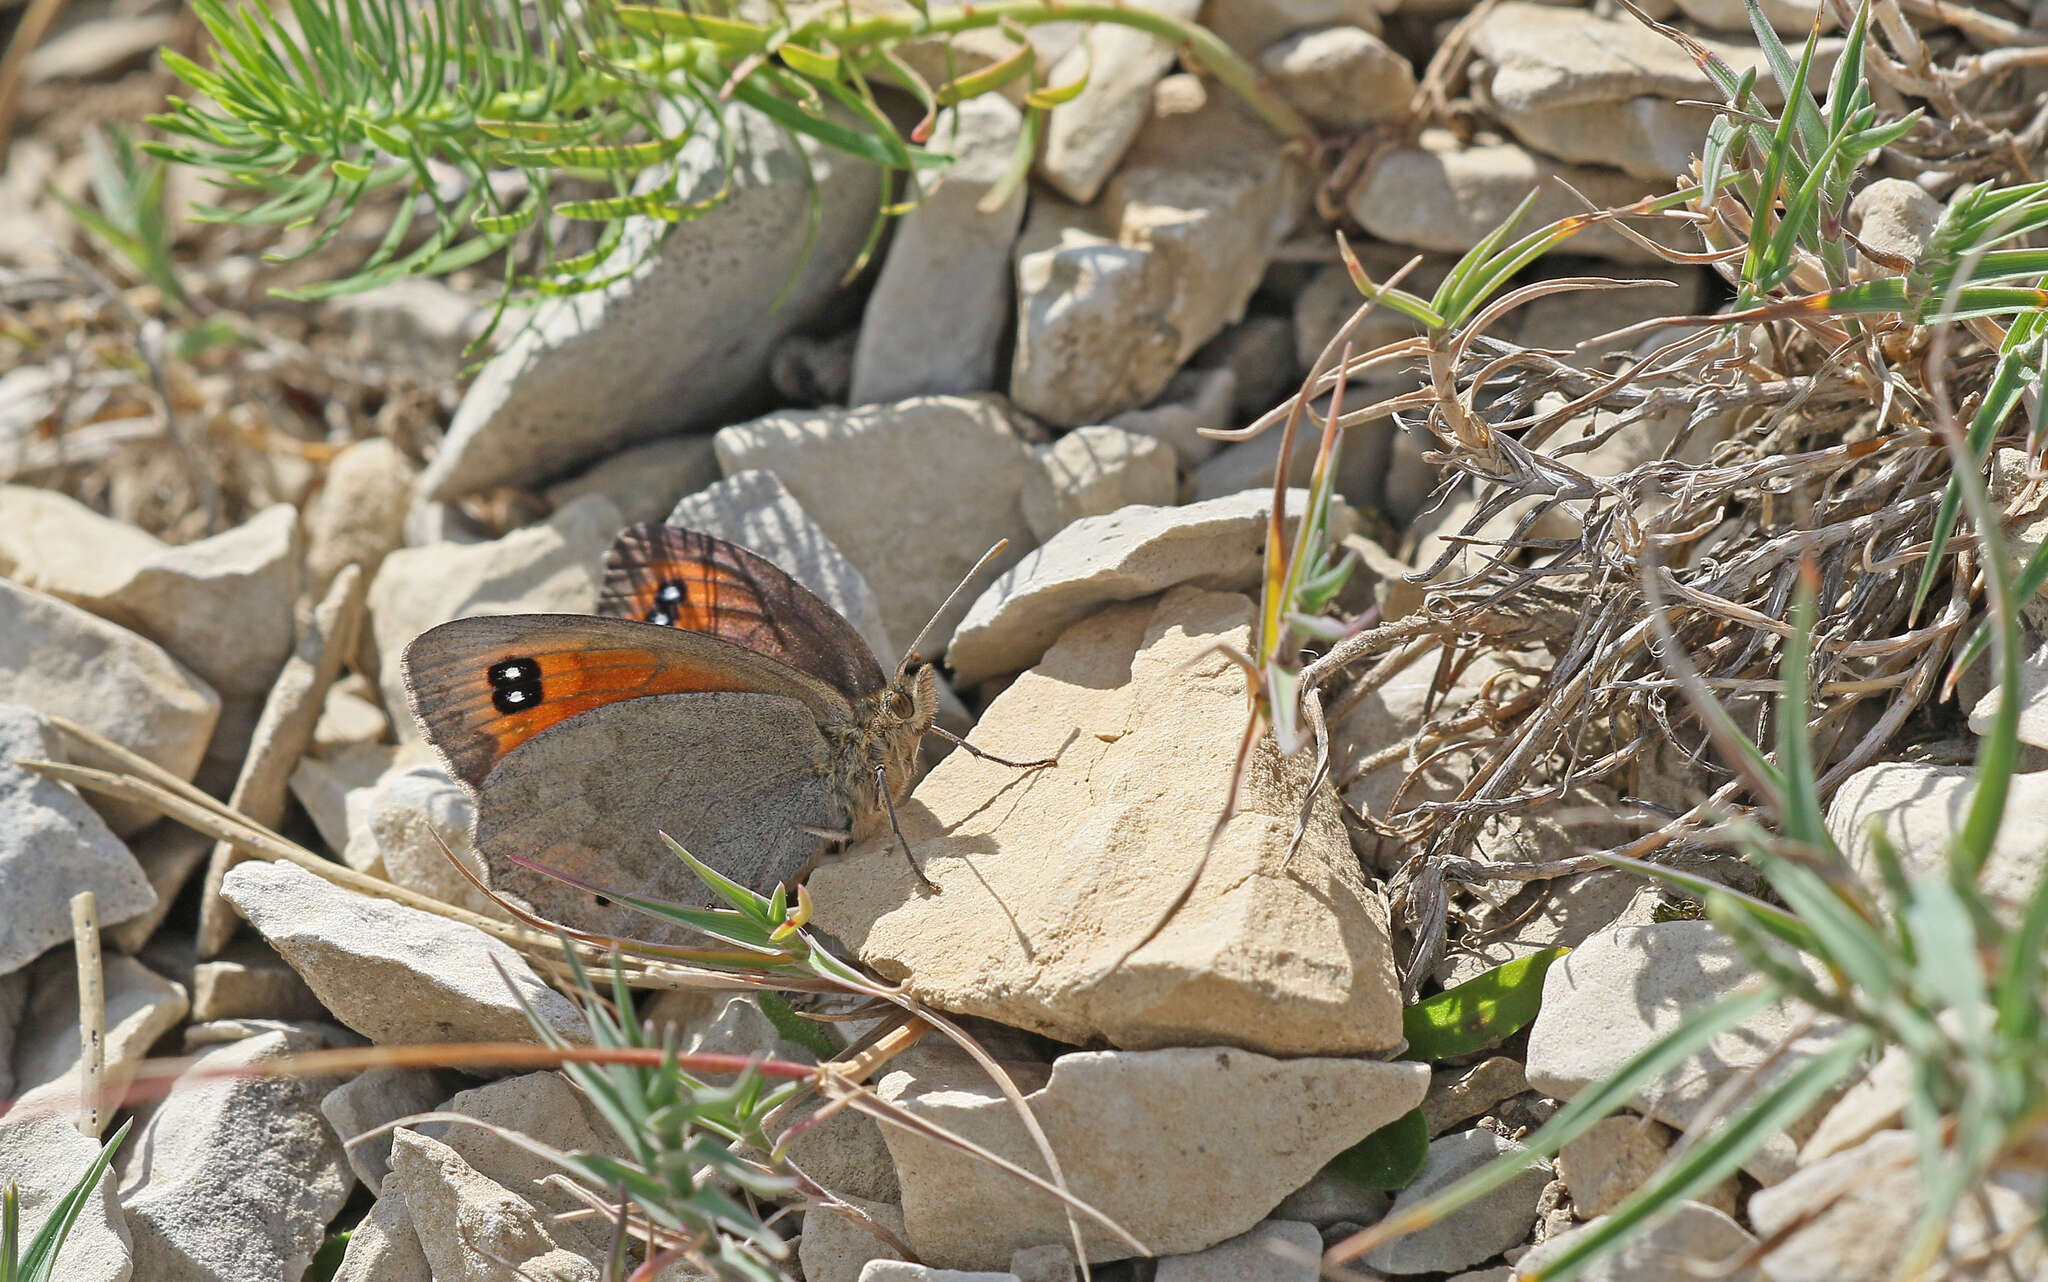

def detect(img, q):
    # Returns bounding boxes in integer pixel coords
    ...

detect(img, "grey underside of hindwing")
[473,692,843,940]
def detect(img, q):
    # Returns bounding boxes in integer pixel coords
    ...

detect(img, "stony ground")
[2,0,2046,1279]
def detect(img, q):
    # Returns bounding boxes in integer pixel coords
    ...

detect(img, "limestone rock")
[1292,249,1458,373]
[1469,4,1820,115]
[1847,178,1942,269]
[304,437,419,598]
[1489,97,1708,183]
[366,493,619,734]
[543,433,722,528]
[801,1197,908,1282]
[713,395,1036,649]
[853,96,1026,405]
[949,489,1345,685]
[1422,1057,1529,1136]
[339,761,501,918]
[1525,921,1847,1184]
[1557,1117,1676,1220]
[1155,1219,1321,1281]
[1202,0,1392,57]
[1968,634,2048,749]
[875,1042,1430,1267]
[1272,1170,1389,1228]
[1100,76,1304,371]
[11,950,186,1118]
[197,564,368,956]
[120,1026,354,1282]
[322,1066,463,1193]
[419,102,881,501]
[1020,425,1180,543]
[1036,0,1200,203]
[412,1070,634,1263]
[332,1192,432,1282]
[1108,365,1237,466]
[1262,27,1415,129]
[0,1109,133,1282]
[1519,1201,1762,1282]
[1010,201,1183,427]
[1668,0,1831,34]
[1748,1131,2043,1282]
[1827,763,2048,924]
[190,939,330,1023]
[0,484,166,601]
[388,1129,598,1282]
[1348,131,1695,264]
[1195,315,1295,423]
[816,589,1404,1056]
[1009,1244,1079,1282]
[106,822,214,953]
[89,504,302,779]
[667,468,895,665]
[862,1266,1018,1282]
[0,705,155,971]
[1362,1130,1548,1274]
[220,859,586,1045]
[0,581,219,834]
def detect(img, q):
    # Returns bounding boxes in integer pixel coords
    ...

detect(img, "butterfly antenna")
[900,538,1012,670]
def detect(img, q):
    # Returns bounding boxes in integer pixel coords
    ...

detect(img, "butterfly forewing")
[402,613,854,789]
[598,523,887,700]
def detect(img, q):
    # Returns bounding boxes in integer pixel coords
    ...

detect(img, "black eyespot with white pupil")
[488,657,544,715]
[645,579,689,627]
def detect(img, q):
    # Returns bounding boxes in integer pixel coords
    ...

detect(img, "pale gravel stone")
[1155,1220,1321,1281]
[1520,1201,1762,1282]
[0,582,219,835]
[0,704,155,971]
[949,488,1344,684]
[220,859,586,1045]
[120,1026,354,1282]
[322,1067,462,1193]
[1035,0,1200,204]
[388,1130,598,1282]
[543,433,721,528]
[713,395,1036,651]
[1362,1130,1548,1274]
[196,563,367,956]
[801,1196,908,1282]
[304,437,419,599]
[332,1192,432,1282]
[852,95,1026,406]
[1524,921,1847,1184]
[1020,425,1179,543]
[0,1109,133,1282]
[871,1041,1429,1268]
[420,102,880,501]
[1262,26,1415,129]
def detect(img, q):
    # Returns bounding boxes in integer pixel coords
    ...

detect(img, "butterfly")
[402,521,1042,941]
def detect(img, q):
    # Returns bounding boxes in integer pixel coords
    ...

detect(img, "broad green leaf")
[1403,948,1569,1061]
[1330,1107,1429,1190]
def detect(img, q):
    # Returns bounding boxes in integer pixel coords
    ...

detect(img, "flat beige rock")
[875,1041,1429,1268]
[814,587,1404,1057]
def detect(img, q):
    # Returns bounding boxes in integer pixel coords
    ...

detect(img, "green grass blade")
[1519,1028,1874,1281]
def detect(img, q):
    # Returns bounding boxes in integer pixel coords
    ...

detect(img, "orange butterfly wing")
[597,524,887,701]
[402,613,850,788]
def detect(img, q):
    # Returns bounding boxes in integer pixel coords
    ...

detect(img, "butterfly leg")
[796,823,855,841]
[926,724,1059,771]
[874,763,941,894]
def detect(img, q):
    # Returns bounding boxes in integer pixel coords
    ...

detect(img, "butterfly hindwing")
[401,613,854,789]
[598,524,888,701]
